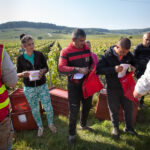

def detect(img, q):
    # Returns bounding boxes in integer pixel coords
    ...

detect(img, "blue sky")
[0,0,150,29]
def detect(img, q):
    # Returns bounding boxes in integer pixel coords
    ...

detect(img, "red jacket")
[58,42,92,77]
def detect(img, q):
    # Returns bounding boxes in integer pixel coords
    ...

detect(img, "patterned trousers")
[24,84,54,127]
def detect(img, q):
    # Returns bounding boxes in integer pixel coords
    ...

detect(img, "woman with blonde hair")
[17,35,57,137]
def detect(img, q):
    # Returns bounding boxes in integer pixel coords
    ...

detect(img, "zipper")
[22,54,36,87]
[32,63,36,88]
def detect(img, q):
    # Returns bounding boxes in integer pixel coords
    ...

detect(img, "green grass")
[12,95,150,150]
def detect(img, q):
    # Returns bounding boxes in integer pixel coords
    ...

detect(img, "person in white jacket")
[133,61,150,98]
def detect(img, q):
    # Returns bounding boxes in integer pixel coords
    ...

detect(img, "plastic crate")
[11,110,37,131]
[49,88,69,117]
[9,88,43,131]
[9,89,31,112]
[95,92,139,124]
[9,88,43,113]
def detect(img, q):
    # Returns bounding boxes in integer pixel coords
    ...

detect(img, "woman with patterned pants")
[17,35,57,137]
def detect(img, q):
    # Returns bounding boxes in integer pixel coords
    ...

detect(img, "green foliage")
[3,36,142,90]
[47,41,67,89]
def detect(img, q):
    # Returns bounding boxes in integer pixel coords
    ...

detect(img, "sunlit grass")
[12,95,150,150]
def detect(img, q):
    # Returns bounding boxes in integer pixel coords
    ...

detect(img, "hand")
[130,65,136,73]
[39,69,46,79]
[22,71,30,78]
[133,90,142,98]
[115,65,123,73]
[77,67,89,75]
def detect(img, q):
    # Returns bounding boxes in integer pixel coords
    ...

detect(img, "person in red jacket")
[58,29,93,144]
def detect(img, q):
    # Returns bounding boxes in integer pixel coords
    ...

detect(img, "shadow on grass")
[120,133,150,150]
[12,104,150,150]
[136,106,150,124]
[12,113,129,150]
[67,135,129,150]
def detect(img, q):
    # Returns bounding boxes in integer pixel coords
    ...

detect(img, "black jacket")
[133,44,150,78]
[17,50,48,87]
[96,46,136,89]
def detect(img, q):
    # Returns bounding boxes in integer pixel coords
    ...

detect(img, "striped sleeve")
[58,49,78,75]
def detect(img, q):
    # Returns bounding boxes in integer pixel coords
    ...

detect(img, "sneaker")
[68,135,76,145]
[49,124,57,133]
[112,127,119,138]
[123,128,138,136]
[79,126,94,132]
[37,127,44,137]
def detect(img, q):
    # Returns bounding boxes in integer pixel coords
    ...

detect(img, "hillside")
[0,21,150,39]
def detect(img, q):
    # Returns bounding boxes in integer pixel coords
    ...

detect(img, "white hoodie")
[135,61,150,95]
[1,50,18,87]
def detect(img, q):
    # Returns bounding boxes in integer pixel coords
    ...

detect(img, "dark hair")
[85,40,90,44]
[118,38,131,49]
[20,33,26,40]
[21,35,33,44]
[72,28,86,39]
